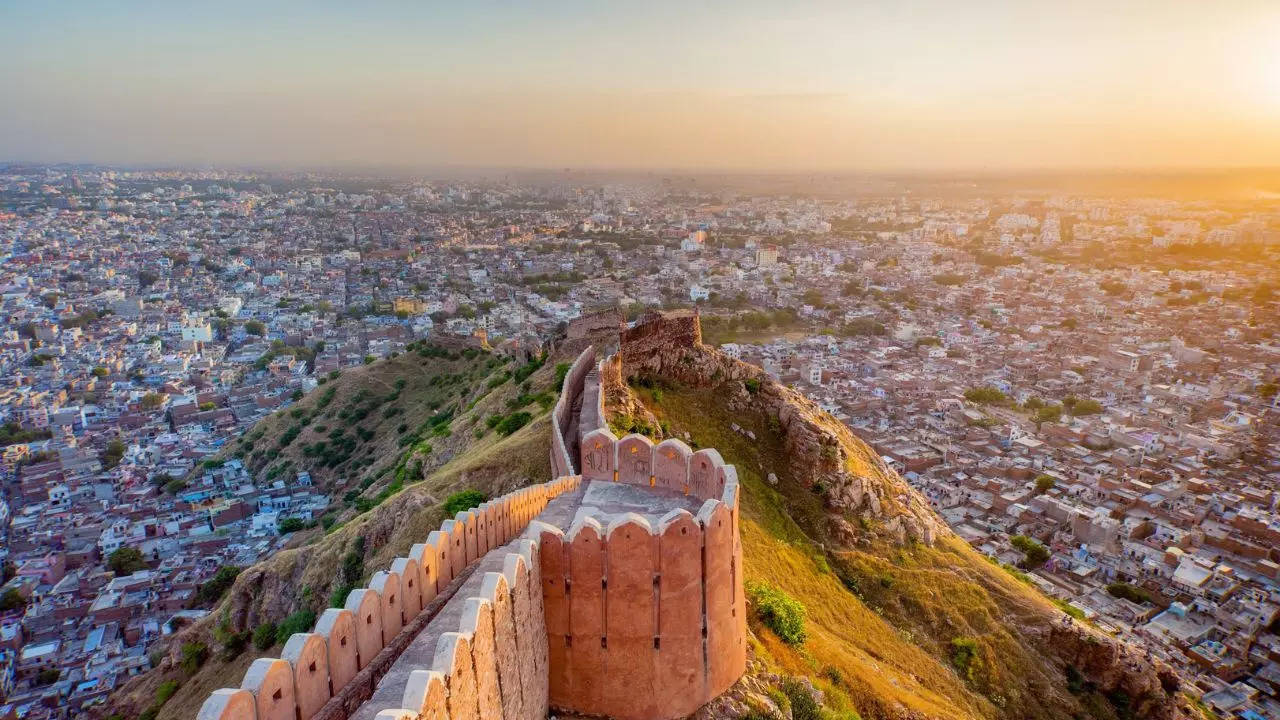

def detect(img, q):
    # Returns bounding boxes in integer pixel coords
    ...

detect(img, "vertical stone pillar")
[481,571,523,720]
[538,524,570,711]
[460,597,502,719]
[700,500,740,698]
[390,557,423,619]
[427,529,452,591]
[690,448,725,499]
[370,570,403,642]
[432,632,479,720]
[401,670,448,720]
[580,428,618,483]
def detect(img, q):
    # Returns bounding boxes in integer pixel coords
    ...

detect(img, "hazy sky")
[3,0,1279,171]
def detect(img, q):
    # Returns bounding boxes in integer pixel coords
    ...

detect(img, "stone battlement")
[200,338,746,720]
[197,477,577,720]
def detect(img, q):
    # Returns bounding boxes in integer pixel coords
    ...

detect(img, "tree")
[964,386,1008,405]
[1010,535,1050,568]
[0,588,26,612]
[91,366,109,377]
[102,438,126,469]
[138,269,159,288]
[1070,398,1103,416]
[1034,405,1063,425]
[108,547,147,576]
[244,320,266,336]
[140,392,165,410]
[277,517,307,534]
[800,289,825,307]
[1034,474,1056,495]
[197,566,241,605]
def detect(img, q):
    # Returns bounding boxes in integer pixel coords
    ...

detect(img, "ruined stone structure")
[197,338,746,720]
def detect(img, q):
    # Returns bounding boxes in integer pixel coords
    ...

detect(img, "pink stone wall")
[315,608,358,695]
[282,632,331,720]
[617,433,655,487]
[602,516,657,719]
[580,428,617,483]
[654,438,692,493]
[242,657,295,720]
[540,474,746,720]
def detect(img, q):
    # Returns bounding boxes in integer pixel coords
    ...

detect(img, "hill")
[99,342,563,720]
[604,319,1195,720]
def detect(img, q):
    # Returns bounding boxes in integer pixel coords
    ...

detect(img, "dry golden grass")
[638,381,1106,720]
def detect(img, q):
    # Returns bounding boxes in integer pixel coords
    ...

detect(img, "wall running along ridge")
[199,338,747,720]
[550,345,596,478]
[195,476,578,720]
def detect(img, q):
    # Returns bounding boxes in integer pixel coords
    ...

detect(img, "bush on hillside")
[443,489,486,516]
[747,581,807,645]
[252,622,277,650]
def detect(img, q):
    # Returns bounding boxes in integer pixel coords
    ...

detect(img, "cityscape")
[0,167,1277,718]
[3,2,1280,720]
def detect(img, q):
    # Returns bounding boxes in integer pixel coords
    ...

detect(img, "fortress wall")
[535,471,746,720]
[196,475,581,720]
[577,430,734,503]
[550,346,595,478]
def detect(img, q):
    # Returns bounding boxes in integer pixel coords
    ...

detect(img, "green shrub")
[950,637,980,681]
[179,641,209,675]
[277,517,307,533]
[495,411,532,436]
[252,622,278,650]
[1011,534,1050,568]
[1106,582,1154,605]
[275,610,317,644]
[444,489,486,516]
[746,581,807,645]
[197,566,241,605]
[781,678,821,720]
[155,680,180,706]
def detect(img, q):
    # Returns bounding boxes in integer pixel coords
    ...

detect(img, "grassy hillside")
[101,344,562,720]
[629,380,1184,720]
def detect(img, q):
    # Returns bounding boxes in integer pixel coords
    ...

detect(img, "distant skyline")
[3,0,1279,172]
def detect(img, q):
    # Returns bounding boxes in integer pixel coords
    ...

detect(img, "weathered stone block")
[241,657,295,720]
[315,608,358,692]
[344,588,384,670]
[282,632,330,720]
[196,688,256,720]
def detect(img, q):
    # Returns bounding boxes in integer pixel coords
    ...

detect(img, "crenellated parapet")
[200,337,747,720]
[538,429,747,720]
[196,476,581,720]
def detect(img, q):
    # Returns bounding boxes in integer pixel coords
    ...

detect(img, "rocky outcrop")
[616,312,940,545]
[1044,622,1188,720]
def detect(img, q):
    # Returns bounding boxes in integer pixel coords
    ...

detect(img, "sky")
[3,0,1280,172]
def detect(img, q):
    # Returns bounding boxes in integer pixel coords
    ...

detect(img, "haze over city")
[4,0,1280,171]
